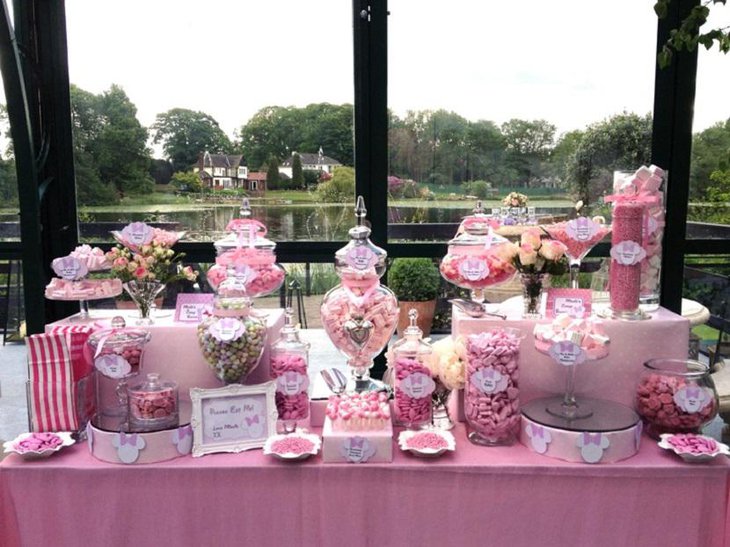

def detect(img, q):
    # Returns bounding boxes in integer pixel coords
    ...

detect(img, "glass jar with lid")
[270,308,311,432]
[440,202,517,303]
[127,373,179,431]
[391,309,435,429]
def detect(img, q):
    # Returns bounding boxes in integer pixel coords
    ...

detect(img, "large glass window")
[387,0,656,244]
[65,1,354,244]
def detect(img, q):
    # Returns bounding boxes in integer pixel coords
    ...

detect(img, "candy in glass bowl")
[440,202,517,304]
[320,196,398,391]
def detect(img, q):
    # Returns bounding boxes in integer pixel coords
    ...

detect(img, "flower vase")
[521,273,546,319]
[123,280,165,325]
[431,379,454,430]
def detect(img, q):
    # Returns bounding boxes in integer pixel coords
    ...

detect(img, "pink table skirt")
[2,425,729,547]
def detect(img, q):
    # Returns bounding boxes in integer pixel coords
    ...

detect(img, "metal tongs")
[449,298,506,320]
[320,368,348,395]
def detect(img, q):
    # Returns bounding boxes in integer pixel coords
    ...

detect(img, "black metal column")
[651,0,699,314]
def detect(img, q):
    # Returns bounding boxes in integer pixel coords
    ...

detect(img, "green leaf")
[654,0,668,18]
[658,46,673,69]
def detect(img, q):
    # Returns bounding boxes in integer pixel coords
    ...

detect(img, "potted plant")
[388,258,441,337]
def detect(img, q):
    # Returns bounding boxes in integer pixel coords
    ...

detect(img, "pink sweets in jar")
[610,202,645,317]
[464,328,522,446]
[636,358,719,439]
[270,309,311,432]
[127,373,179,431]
[87,327,151,380]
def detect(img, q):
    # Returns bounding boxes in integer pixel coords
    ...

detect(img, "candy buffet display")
[464,328,522,446]
[320,196,398,391]
[207,199,286,298]
[322,391,393,463]
[391,309,435,429]
[636,358,719,439]
[543,216,611,290]
[270,308,310,432]
[440,202,517,304]
[127,373,179,431]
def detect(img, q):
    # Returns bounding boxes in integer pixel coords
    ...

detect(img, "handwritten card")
[546,288,592,319]
[174,294,214,323]
[190,382,278,456]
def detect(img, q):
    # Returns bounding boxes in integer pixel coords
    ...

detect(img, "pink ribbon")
[119,433,138,447]
[341,278,380,308]
[530,425,545,439]
[582,432,602,446]
[350,438,365,449]
[245,415,260,427]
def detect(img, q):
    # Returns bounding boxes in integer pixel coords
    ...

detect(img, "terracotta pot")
[396,299,437,338]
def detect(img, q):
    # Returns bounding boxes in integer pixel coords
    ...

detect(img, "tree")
[291,152,304,188]
[566,112,652,207]
[500,119,556,186]
[150,159,174,185]
[548,130,584,187]
[152,108,233,171]
[690,119,730,200]
[170,171,203,194]
[266,156,281,189]
[317,166,355,202]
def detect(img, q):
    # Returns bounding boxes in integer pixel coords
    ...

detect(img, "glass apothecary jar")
[636,358,719,439]
[270,308,311,432]
[440,203,516,304]
[391,309,435,429]
[128,373,179,431]
[197,296,267,385]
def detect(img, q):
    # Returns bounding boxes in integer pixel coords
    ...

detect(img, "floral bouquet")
[107,222,196,285]
[502,191,529,208]
[423,335,468,429]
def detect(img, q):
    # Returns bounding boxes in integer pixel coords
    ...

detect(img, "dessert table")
[1,424,728,547]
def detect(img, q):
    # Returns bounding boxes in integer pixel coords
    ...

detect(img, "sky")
[5,1,730,156]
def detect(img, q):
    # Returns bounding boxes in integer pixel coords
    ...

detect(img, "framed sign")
[546,288,592,319]
[174,293,214,322]
[190,382,278,457]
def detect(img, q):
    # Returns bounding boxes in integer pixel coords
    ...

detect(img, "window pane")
[66,1,354,243]
[387,0,656,243]
[687,7,730,239]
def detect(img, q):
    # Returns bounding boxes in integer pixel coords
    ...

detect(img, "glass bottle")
[127,373,179,431]
[270,308,311,433]
[391,309,435,429]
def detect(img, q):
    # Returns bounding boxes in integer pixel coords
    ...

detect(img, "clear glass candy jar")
[128,373,179,431]
[270,308,310,432]
[334,197,387,285]
[391,309,435,429]
[440,204,516,303]
[636,358,719,439]
[87,325,151,381]
[197,296,267,384]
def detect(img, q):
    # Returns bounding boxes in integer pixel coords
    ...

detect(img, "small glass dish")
[3,432,75,460]
[657,433,730,463]
[263,431,321,461]
[398,429,456,458]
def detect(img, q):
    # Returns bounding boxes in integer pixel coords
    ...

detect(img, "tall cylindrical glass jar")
[391,309,435,429]
[610,201,645,319]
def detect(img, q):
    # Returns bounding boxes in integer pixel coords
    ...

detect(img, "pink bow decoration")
[411,374,424,386]
[350,437,365,449]
[685,387,700,399]
[582,432,603,447]
[119,433,138,447]
[245,415,260,427]
[177,426,192,440]
[530,425,545,439]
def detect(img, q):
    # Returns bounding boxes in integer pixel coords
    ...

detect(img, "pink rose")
[134,267,148,279]
[113,257,129,268]
[518,243,538,266]
[539,240,567,261]
[520,228,542,249]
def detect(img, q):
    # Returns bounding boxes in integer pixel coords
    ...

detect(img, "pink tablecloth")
[2,425,729,547]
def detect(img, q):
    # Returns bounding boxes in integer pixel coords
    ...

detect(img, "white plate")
[263,431,321,461]
[658,433,730,463]
[398,429,456,458]
[3,432,75,460]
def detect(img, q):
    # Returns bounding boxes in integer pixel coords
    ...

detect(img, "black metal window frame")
[0,0,726,334]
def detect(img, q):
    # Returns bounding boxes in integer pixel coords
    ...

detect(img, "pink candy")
[270,436,316,455]
[544,222,611,261]
[666,434,718,455]
[14,432,63,453]
[533,314,610,360]
[45,278,122,300]
[610,202,644,312]
[464,329,521,444]
[405,432,449,450]
[326,392,391,431]
[270,353,309,421]
[440,252,515,289]
[636,374,717,437]
[394,357,433,428]
[129,389,176,421]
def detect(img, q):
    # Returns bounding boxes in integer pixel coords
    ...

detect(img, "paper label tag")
[94,354,132,379]
[610,240,646,266]
[459,257,489,281]
[673,386,713,414]
[548,341,586,366]
[399,372,436,399]
[175,294,214,322]
[340,436,376,463]
[121,222,153,247]
[209,318,245,342]
[469,367,508,394]
[555,297,587,318]
[565,217,599,242]
[546,288,592,319]
[52,256,88,281]
[345,246,378,270]
[275,372,309,395]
